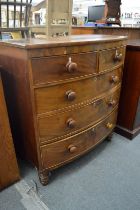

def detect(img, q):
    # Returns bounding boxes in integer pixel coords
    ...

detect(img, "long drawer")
[38,86,120,143]
[41,110,117,169]
[35,67,122,114]
[31,52,98,85]
[99,46,125,72]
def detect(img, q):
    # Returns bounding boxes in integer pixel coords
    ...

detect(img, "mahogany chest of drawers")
[0,35,127,185]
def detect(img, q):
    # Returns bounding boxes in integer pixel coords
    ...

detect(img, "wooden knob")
[114,51,123,62]
[106,123,113,129]
[108,99,116,107]
[66,62,78,73]
[110,75,119,84]
[68,145,77,153]
[66,90,76,101]
[66,118,76,129]
[66,57,78,73]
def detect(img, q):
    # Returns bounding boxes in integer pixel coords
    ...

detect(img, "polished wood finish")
[0,35,127,185]
[41,110,117,170]
[99,47,125,72]
[72,27,94,35]
[38,86,120,144]
[32,52,97,85]
[35,68,122,114]
[72,27,140,40]
[0,74,20,190]
[116,40,140,139]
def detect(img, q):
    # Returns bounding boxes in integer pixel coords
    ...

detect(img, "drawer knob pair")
[106,123,113,129]
[66,90,76,101]
[114,50,123,62]
[67,118,76,129]
[68,144,77,153]
[110,75,119,84]
[66,57,78,73]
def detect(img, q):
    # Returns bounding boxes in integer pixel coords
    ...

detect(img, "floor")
[1,133,140,210]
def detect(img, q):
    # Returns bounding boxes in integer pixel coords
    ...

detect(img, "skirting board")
[115,125,140,140]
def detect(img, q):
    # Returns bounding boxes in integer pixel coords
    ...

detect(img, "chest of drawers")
[0,35,127,185]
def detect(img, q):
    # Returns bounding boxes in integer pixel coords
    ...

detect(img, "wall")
[121,0,140,27]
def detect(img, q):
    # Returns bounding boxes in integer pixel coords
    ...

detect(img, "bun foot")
[39,170,50,186]
[106,132,113,141]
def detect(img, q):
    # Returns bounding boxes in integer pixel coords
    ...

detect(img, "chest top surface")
[0,34,127,49]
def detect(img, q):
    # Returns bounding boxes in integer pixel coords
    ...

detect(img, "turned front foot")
[39,170,50,186]
[106,132,113,141]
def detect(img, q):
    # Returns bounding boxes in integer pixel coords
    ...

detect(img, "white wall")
[121,0,140,26]
[121,0,140,8]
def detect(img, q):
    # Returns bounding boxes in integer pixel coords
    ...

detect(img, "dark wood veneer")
[0,74,20,190]
[116,40,140,139]
[0,35,127,185]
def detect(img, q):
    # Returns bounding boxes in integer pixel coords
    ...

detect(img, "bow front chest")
[0,35,127,185]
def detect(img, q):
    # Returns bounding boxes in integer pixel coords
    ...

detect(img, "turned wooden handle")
[108,99,116,106]
[110,75,119,84]
[66,57,78,73]
[66,90,76,101]
[68,145,77,153]
[106,123,113,129]
[66,118,76,129]
[114,51,123,61]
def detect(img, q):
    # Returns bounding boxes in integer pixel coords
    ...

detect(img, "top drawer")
[99,46,125,72]
[31,52,97,85]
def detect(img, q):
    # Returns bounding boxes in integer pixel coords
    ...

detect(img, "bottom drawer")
[41,110,117,169]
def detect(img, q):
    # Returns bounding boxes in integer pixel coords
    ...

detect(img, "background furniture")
[0,35,127,185]
[0,73,19,190]
[71,26,140,40]
[0,0,32,39]
[96,0,121,25]
[31,0,73,37]
[116,40,140,139]
[46,0,73,37]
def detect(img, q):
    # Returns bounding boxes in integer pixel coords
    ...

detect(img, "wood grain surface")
[0,35,126,185]
[116,41,140,139]
[0,74,20,190]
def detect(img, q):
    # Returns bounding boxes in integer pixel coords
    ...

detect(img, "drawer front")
[41,110,117,169]
[35,67,122,114]
[32,52,97,85]
[38,87,120,143]
[99,47,125,72]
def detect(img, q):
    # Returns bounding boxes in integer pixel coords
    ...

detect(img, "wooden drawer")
[31,52,97,85]
[38,86,120,143]
[41,110,117,169]
[99,46,125,72]
[35,67,122,114]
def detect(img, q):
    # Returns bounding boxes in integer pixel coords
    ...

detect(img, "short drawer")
[41,110,117,169]
[38,86,120,143]
[99,46,125,72]
[31,52,98,85]
[35,67,122,114]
